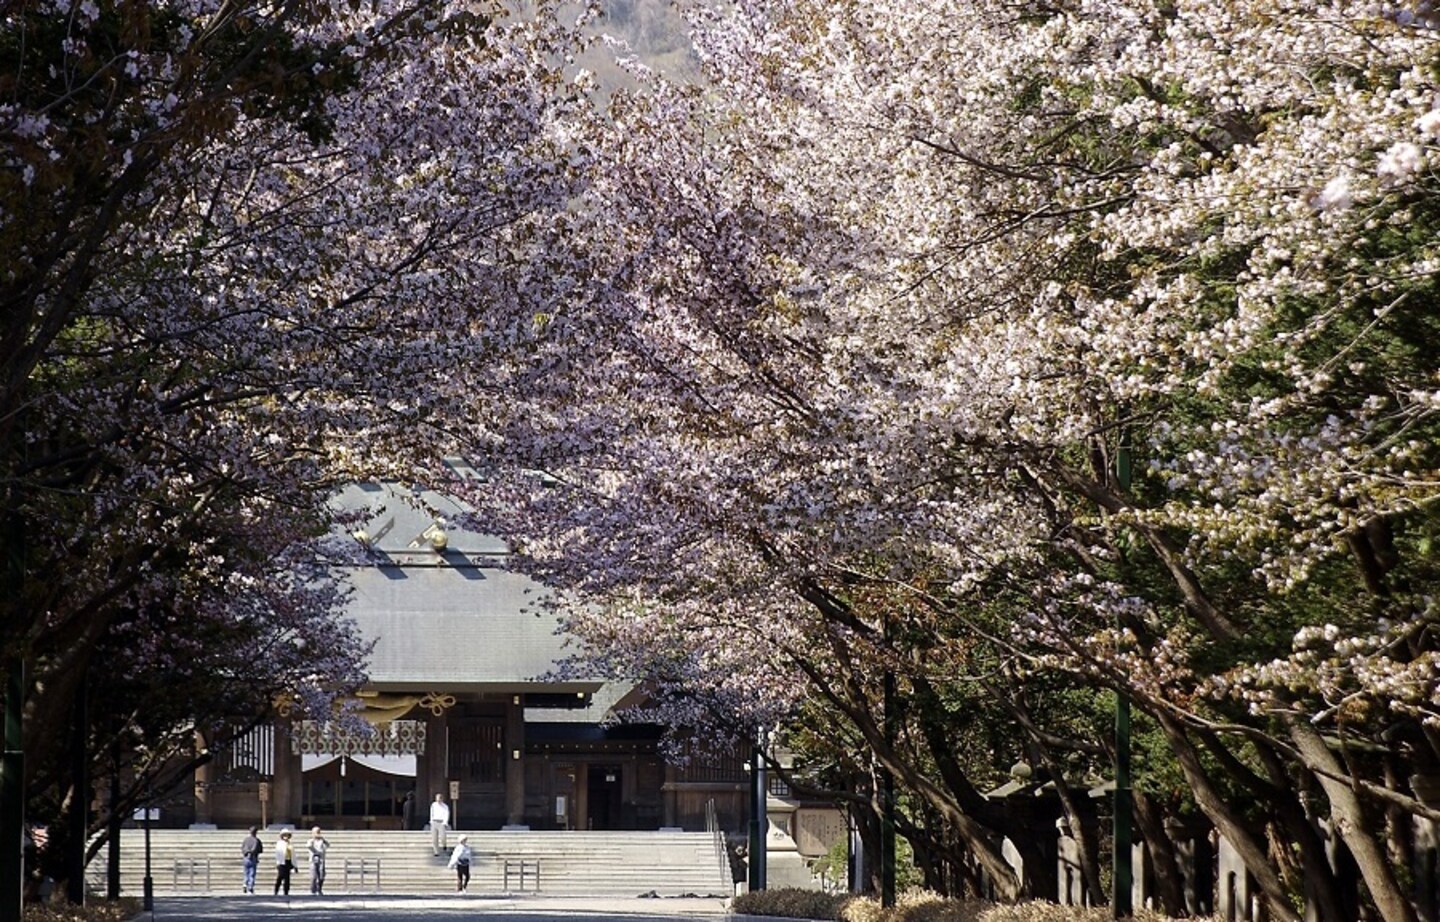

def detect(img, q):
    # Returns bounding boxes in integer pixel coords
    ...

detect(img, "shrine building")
[192,480,751,834]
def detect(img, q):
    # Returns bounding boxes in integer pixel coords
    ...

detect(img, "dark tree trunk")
[1133,789,1188,915]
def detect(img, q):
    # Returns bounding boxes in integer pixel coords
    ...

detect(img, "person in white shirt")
[429,794,451,856]
[446,834,472,891]
[273,830,295,896]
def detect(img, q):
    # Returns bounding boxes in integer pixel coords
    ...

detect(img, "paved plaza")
[128,894,735,921]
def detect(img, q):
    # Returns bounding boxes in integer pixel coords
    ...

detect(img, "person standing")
[401,790,416,831]
[273,830,295,896]
[240,826,263,894]
[306,826,330,894]
[429,793,451,856]
[446,835,472,892]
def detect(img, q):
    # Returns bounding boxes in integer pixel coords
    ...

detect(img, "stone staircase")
[86,829,733,898]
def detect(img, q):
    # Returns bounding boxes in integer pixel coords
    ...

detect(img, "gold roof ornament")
[354,692,424,725]
[418,691,457,715]
[273,692,296,718]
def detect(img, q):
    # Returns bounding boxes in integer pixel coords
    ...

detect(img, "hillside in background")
[586,0,700,87]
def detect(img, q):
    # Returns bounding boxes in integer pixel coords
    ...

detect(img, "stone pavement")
[128,894,734,921]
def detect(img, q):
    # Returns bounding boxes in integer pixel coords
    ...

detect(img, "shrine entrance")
[300,757,414,829]
[586,763,623,831]
[297,718,425,830]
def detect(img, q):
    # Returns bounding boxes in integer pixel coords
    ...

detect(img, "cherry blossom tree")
[442,0,1440,917]
[2,0,599,900]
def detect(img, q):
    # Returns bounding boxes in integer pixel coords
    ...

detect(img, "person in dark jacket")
[240,826,263,894]
[402,791,416,830]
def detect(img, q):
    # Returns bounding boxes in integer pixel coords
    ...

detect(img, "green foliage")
[810,835,852,892]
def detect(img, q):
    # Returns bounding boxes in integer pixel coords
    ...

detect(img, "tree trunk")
[1038,747,1104,903]
[1157,714,1302,922]
[1133,790,1188,915]
[1289,721,1418,922]
[852,798,882,896]
[801,631,1024,900]
[1278,790,1353,922]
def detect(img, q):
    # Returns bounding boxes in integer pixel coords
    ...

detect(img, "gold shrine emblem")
[418,691,457,715]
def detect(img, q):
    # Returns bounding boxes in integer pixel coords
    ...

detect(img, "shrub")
[732,887,851,919]
[978,904,1225,922]
[23,898,140,922]
[887,890,992,922]
[730,891,1225,922]
[732,888,991,922]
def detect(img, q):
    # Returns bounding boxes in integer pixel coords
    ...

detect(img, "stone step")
[87,830,733,897]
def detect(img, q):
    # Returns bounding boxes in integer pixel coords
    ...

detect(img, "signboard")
[795,808,848,857]
[555,795,567,818]
[132,808,160,822]
[258,782,270,803]
[448,780,460,801]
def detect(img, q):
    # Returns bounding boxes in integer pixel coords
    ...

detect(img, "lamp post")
[2,659,24,922]
[1112,444,1133,918]
[747,726,767,892]
[880,670,897,909]
[142,796,154,913]
[1113,691,1133,916]
[65,673,88,906]
[879,610,897,909]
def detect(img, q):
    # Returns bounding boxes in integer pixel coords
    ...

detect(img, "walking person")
[429,793,451,856]
[307,826,330,894]
[446,835,472,892]
[240,825,263,893]
[273,830,295,896]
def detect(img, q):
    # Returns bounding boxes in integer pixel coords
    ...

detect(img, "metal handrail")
[503,858,540,892]
[342,857,381,892]
[171,858,210,892]
[705,799,729,884]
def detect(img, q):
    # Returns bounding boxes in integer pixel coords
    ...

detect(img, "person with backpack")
[240,826,263,894]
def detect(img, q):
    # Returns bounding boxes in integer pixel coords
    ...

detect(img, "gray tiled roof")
[332,484,601,694]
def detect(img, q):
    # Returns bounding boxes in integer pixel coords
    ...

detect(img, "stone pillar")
[1001,838,1025,896]
[1132,839,1151,912]
[504,696,526,827]
[762,795,814,889]
[1217,835,1258,922]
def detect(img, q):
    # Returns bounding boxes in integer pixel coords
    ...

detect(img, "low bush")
[978,904,1225,922]
[732,887,852,919]
[732,888,990,922]
[731,889,1225,922]
[23,897,140,922]
[841,890,991,922]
